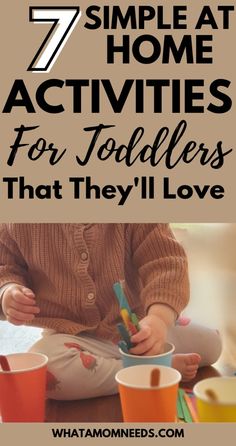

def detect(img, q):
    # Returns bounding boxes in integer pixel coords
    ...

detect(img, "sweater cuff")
[147,302,178,322]
[142,288,188,319]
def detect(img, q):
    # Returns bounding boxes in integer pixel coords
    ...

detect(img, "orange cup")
[115,364,181,422]
[0,352,48,422]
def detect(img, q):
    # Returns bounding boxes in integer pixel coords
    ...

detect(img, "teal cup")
[119,342,175,368]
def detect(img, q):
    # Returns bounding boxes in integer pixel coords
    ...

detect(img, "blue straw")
[117,323,133,349]
[118,340,129,353]
[113,282,132,314]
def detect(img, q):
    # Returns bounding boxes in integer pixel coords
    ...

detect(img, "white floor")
[0,321,42,354]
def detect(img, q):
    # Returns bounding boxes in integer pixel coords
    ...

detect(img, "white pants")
[29,323,222,400]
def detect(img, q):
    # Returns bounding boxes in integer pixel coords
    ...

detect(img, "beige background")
[0,423,236,445]
[0,0,235,222]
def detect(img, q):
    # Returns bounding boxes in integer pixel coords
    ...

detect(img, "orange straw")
[150,368,160,387]
[0,355,11,371]
[205,389,218,402]
[183,392,199,422]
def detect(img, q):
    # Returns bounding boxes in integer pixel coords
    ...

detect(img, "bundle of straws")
[113,281,140,353]
[177,388,198,422]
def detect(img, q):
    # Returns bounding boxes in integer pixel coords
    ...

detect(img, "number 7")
[28,7,81,73]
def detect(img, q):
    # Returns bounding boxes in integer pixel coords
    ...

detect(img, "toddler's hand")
[2,284,40,326]
[129,314,167,356]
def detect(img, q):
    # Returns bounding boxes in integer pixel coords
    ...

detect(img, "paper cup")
[119,342,174,368]
[193,377,236,422]
[0,352,48,422]
[115,364,181,422]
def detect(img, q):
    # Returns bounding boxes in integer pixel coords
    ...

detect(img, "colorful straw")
[113,281,140,350]
[205,389,218,402]
[118,340,129,353]
[150,368,160,387]
[177,392,184,420]
[120,308,130,328]
[0,355,11,371]
[177,389,193,423]
[130,312,141,331]
[177,388,199,423]
[113,281,132,314]
[117,323,133,349]
[183,392,199,422]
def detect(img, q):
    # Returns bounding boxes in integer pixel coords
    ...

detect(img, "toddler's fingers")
[22,287,35,299]
[131,324,151,343]
[6,307,36,322]
[11,300,40,314]
[142,342,164,356]
[6,315,26,326]
[13,291,39,307]
[129,337,154,355]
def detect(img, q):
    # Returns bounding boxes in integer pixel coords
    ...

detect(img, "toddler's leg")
[29,331,122,400]
[168,319,222,366]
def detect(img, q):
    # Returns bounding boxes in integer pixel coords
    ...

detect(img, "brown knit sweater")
[0,224,189,341]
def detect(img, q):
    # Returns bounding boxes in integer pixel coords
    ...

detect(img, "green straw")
[177,390,184,420]
[178,389,193,423]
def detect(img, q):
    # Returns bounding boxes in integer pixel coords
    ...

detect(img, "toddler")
[0,223,222,400]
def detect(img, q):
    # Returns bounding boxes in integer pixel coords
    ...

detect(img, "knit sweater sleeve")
[0,225,30,317]
[130,224,190,317]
